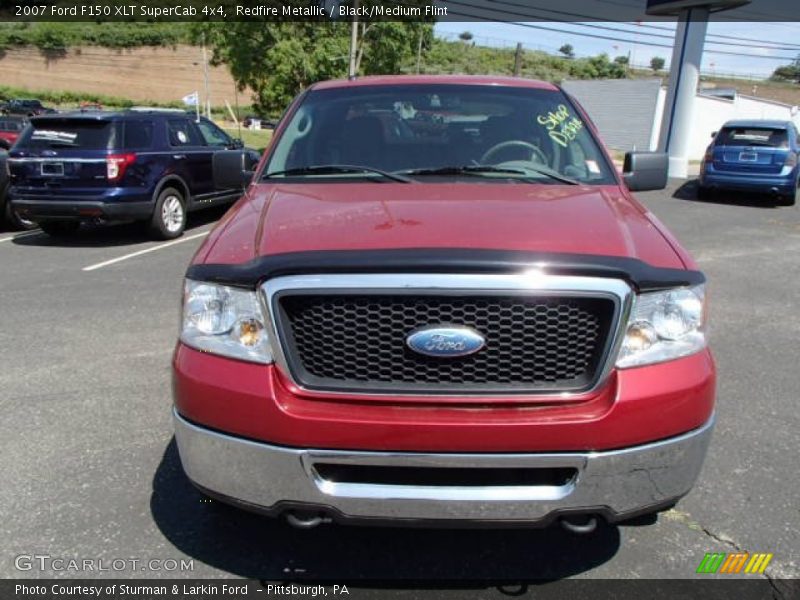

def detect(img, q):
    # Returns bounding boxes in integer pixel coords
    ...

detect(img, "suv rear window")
[18,119,118,150]
[123,120,154,149]
[717,127,789,148]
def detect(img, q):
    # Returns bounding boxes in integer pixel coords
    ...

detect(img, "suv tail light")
[106,153,136,182]
[784,152,797,168]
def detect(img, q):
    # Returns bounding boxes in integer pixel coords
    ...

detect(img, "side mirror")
[623,151,668,192]
[710,131,717,138]
[213,150,258,190]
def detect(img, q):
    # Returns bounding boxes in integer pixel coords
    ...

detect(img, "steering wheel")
[480,140,548,166]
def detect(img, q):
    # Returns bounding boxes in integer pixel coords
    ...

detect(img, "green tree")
[650,56,666,72]
[197,20,433,115]
[614,55,629,66]
[458,31,473,43]
[770,54,800,83]
[559,44,575,59]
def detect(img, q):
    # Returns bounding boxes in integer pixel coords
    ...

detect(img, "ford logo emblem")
[406,325,486,358]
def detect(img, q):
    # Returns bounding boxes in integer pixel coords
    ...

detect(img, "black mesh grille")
[275,294,617,394]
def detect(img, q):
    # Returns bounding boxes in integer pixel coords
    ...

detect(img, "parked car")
[0,116,26,150]
[7,110,256,239]
[172,75,714,533]
[698,119,799,205]
[78,101,104,112]
[1,99,56,117]
[0,151,35,230]
[242,114,276,130]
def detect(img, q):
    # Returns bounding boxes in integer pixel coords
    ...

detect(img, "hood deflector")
[186,248,704,292]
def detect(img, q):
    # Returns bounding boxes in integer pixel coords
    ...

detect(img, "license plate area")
[739,151,758,162]
[41,161,65,176]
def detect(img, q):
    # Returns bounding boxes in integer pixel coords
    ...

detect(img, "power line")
[462,0,800,50]
[444,2,798,61]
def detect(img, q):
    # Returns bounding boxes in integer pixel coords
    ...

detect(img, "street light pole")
[202,33,211,119]
[348,0,359,79]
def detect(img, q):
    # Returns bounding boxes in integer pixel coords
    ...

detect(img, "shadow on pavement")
[10,205,229,248]
[673,179,788,209]
[151,439,621,584]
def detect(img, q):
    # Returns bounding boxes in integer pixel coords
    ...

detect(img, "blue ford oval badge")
[406,325,486,358]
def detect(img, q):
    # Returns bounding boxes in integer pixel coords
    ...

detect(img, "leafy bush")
[0,23,193,52]
[416,39,626,83]
[0,84,186,109]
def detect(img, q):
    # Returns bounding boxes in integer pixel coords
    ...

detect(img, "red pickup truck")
[173,76,714,533]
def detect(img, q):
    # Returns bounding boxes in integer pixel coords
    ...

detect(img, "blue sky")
[434,21,800,78]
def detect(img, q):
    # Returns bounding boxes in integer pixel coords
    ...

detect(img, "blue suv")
[698,119,799,206]
[7,109,255,238]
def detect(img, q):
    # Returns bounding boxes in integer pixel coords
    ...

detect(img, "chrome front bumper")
[174,410,714,525]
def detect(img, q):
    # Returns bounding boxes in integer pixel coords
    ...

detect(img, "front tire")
[779,181,798,206]
[149,187,186,240]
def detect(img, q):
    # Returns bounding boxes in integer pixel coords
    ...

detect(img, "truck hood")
[200,183,685,269]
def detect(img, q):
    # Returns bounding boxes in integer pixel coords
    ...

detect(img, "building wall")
[688,94,800,160]
[564,78,800,162]
[562,78,663,152]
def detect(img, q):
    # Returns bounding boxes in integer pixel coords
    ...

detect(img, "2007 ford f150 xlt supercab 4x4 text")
[172,76,715,533]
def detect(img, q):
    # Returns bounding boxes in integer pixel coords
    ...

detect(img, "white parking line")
[0,230,42,243]
[82,231,209,272]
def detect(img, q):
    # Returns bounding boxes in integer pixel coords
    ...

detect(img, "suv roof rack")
[127,107,188,114]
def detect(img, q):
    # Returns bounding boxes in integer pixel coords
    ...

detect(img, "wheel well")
[155,177,190,205]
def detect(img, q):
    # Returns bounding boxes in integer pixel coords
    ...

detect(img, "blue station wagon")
[698,119,799,205]
[7,109,255,238]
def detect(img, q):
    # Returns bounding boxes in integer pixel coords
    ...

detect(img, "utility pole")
[348,0,359,79]
[513,42,523,77]
[202,32,211,119]
[416,28,423,74]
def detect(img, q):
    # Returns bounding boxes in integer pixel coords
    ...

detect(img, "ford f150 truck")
[173,76,714,532]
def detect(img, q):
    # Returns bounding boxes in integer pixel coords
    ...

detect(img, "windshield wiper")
[263,164,412,183]
[398,164,580,185]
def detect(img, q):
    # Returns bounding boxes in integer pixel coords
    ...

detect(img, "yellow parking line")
[82,231,209,272]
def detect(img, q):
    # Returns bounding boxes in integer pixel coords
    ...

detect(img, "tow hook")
[560,515,598,534]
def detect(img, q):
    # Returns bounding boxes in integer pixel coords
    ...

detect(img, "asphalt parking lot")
[0,180,798,591]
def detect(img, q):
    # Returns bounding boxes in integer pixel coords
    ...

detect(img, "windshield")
[717,127,789,148]
[265,84,616,184]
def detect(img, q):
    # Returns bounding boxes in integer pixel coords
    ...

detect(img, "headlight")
[180,280,272,364]
[616,284,706,368]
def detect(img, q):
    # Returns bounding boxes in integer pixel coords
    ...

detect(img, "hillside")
[0,45,246,105]
[698,76,800,106]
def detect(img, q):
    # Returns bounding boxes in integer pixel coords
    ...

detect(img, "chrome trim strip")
[8,151,215,163]
[7,157,107,164]
[260,273,633,398]
[174,409,715,522]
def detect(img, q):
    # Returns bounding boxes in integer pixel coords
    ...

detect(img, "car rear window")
[18,119,118,150]
[717,127,789,148]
